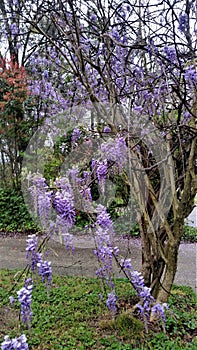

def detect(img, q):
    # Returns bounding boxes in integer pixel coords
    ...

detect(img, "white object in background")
[185,206,197,228]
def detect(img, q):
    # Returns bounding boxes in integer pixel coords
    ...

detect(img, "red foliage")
[0,56,29,111]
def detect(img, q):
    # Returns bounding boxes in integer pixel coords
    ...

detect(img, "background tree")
[0,0,70,189]
[0,57,33,189]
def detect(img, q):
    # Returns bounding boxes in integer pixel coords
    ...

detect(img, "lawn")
[0,270,196,349]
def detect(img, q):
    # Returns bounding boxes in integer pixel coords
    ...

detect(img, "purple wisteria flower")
[29,175,52,229]
[80,185,92,202]
[53,190,76,227]
[96,160,108,184]
[37,260,52,284]
[1,334,28,350]
[9,23,18,35]
[183,111,192,123]
[120,259,168,331]
[131,271,146,293]
[97,161,107,182]
[120,258,133,270]
[26,234,52,285]
[71,127,81,146]
[90,14,97,22]
[96,205,114,233]
[183,65,197,86]
[100,136,127,169]
[26,234,38,252]
[164,46,177,63]
[12,0,19,6]
[94,229,114,286]
[151,303,169,323]
[43,70,49,79]
[94,204,118,311]
[103,126,111,133]
[26,234,42,272]
[9,296,15,305]
[106,291,118,315]
[17,279,33,326]
[178,12,188,32]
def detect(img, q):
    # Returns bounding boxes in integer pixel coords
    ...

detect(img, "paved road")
[0,234,196,292]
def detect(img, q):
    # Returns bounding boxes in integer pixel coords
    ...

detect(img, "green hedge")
[0,188,38,233]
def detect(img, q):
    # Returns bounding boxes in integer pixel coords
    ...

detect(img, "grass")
[182,225,197,243]
[0,269,196,349]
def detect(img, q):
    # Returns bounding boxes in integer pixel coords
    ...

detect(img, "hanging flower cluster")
[120,258,169,332]
[178,12,188,33]
[26,234,42,272]
[71,127,82,146]
[26,234,52,285]
[92,159,108,185]
[37,260,52,284]
[53,178,76,248]
[29,175,52,230]
[94,205,119,315]
[17,279,33,326]
[53,190,76,227]
[1,334,29,350]
[100,137,127,170]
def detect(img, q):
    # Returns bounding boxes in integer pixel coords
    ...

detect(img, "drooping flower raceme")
[9,23,18,36]
[106,291,118,316]
[17,279,33,326]
[37,260,52,284]
[178,12,188,33]
[52,178,75,247]
[29,175,52,230]
[151,302,169,323]
[1,334,28,350]
[120,258,168,331]
[96,204,114,234]
[53,189,75,248]
[53,178,76,228]
[26,234,42,272]
[103,125,111,134]
[97,160,108,186]
[71,127,81,146]
[183,65,197,87]
[94,205,119,314]
[26,234,52,284]
[54,190,76,226]
[92,159,108,185]
[100,136,127,170]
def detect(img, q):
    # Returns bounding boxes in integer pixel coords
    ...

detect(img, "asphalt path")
[0,234,196,292]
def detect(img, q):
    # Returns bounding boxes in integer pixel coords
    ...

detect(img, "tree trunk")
[156,240,180,303]
[139,215,152,286]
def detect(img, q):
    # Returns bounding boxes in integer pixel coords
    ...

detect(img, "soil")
[0,233,196,292]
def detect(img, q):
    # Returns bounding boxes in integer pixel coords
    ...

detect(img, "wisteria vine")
[2,0,196,346]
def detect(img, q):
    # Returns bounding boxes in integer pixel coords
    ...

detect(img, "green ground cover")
[0,270,196,349]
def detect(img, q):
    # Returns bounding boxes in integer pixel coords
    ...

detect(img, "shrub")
[0,188,38,233]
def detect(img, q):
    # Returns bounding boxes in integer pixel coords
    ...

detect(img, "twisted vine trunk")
[139,132,196,303]
[156,240,180,303]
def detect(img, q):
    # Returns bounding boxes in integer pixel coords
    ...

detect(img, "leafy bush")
[0,188,38,233]
[182,225,197,243]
